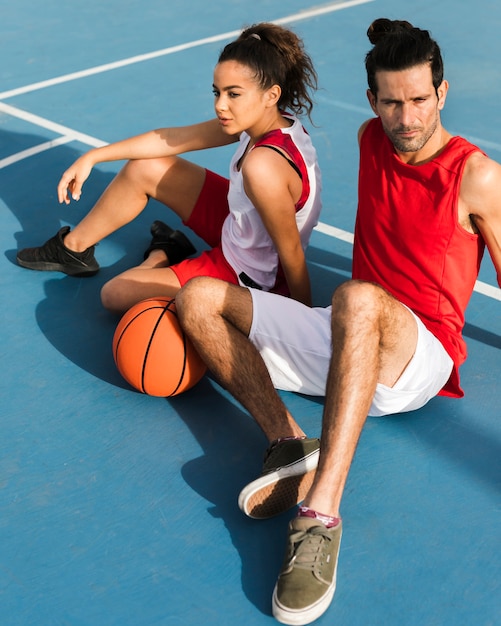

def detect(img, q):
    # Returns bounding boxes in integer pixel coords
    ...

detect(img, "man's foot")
[272,517,342,625]
[238,437,320,519]
[143,220,196,264]
[16,226,99,276]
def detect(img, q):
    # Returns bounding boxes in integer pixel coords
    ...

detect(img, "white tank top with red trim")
[221,113,322,292]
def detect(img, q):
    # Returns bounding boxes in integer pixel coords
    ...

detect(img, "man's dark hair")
[365,18,444,96]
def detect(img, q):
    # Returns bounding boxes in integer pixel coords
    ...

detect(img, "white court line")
[0,135,75,169]
[0,101,107,148]
[463,135,501,154]
[315,221,354,244]
[473,280,501,301]
[0,0,374,100]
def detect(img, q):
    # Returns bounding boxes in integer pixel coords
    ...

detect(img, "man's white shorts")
[248,289,454,417]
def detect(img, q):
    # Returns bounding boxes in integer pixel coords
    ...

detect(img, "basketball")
[113,297,207,397]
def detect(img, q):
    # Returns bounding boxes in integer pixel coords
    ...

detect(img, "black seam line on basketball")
[166,298,187,396]
[140,298,175,395]
[115,303,164,376]
[141,306,169,394]
[114,309,148,364]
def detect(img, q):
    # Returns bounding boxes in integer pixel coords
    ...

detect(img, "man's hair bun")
[367,18,413,45]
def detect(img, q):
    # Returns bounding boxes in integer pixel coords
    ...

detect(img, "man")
[175,18,501,626]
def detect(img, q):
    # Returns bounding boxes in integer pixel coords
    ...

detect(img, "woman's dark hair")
[218,22,318,120]
[365,18,444,96]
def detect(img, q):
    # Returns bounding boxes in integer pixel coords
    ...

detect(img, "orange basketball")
[113,297,207,397]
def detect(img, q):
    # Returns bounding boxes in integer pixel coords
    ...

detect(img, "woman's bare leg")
[63,156,206,252]
[57,156,207,313]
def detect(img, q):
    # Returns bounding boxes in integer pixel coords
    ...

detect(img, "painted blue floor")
[1,1,500,625]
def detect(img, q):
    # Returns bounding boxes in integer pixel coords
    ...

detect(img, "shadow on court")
[172,380,296,616]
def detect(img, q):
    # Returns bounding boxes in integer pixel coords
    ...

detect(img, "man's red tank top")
[353,117,485,397]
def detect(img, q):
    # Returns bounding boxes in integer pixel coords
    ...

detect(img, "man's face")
[367,64,448,161]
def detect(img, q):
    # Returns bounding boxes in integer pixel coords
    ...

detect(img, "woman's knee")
[100,277,127,313]
[121,156,177,194]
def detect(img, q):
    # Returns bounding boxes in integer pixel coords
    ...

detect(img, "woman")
[17,22,322,312]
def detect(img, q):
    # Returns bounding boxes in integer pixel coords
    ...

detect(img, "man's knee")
[176,277,225,325]
[176,277,253,337]
[331,280,388,320]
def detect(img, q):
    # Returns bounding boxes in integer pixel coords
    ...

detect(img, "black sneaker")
[238,437,320,519]
[143,220,196,265]
[17,226,99,276]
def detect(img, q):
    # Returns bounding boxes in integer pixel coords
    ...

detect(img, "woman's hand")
[57,153,95,204]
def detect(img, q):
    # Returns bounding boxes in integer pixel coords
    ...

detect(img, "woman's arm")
[242,147,312,306]
[58,118,238,204]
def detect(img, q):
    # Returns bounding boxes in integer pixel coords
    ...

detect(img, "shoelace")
[287,526,333,573]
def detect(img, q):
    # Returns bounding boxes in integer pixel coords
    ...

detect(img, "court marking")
[0,101,107,149]
[0,0,374,100]
[463,135,501,154]
[0,136,75,168]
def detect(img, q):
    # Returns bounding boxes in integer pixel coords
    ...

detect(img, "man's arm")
[460,153,501,288]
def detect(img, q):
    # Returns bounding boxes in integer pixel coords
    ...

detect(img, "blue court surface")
[1,1,500,625]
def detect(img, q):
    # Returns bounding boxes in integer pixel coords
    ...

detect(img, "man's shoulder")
[357,117,378,144]
[460,150,501,218]
[463,151,501,186]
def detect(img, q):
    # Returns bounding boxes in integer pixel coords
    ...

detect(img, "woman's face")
[213,60,278,136]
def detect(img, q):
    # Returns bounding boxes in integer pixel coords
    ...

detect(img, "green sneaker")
[272,517,342,625]
[238,437,320,519]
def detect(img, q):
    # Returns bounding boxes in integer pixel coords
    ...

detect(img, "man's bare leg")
[271,280,419,625]
[177,277,320,518]
[302,279,418,518]
[176,276,305,441]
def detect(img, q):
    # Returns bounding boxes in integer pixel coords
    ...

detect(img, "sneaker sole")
[272,569,337,625]
[238,449,319,519]
[17,258,99,277]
